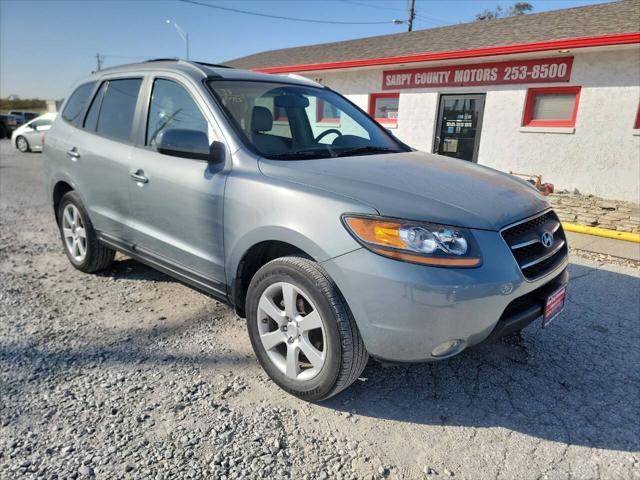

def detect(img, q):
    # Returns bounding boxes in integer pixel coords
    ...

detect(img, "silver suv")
[45,60,569,401]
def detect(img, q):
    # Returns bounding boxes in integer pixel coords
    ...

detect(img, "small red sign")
[543,287,566,327]
[382,57,573,90]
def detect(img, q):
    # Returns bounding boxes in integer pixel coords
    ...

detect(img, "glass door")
[434,94,485,162]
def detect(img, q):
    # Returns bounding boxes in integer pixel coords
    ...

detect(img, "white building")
[228,1,640,202]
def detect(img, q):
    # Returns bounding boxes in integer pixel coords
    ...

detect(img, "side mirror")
[156,129,225,163]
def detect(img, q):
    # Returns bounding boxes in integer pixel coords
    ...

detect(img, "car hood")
[12,125,26,136]
[258,151,549,230]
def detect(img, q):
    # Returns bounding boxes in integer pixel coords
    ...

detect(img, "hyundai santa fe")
[44,59,569,401]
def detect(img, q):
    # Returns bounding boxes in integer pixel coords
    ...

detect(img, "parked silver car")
[12,112,56,152]
[44,60,569,400]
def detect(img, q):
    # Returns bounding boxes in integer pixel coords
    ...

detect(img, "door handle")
[130,170,149,184]
[67,147,80,160]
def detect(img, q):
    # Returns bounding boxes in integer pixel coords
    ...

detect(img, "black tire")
[0,124,7,139]
[58,191,115,273]
[16,135,30,152]
[246,256,368,401]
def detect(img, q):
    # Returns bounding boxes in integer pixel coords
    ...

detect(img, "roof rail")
[192,61,234,69]
[144,58,179,63]
[279,73,323,87]
[143,58,233,69]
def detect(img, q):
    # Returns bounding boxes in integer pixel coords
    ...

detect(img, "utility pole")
[407,0,415,32]
[95,53,103,71]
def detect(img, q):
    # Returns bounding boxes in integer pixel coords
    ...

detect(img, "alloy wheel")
[16,137,28,152]
[62,204,87,262]
[257,281,327,381]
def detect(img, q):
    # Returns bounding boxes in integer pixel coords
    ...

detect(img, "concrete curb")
[563,222,640,243]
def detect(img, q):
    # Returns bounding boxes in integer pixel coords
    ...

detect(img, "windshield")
[207,80,408,159]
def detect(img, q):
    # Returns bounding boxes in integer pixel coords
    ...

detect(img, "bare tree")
[475,2,533,21]
[507,2,534,16]
[475,5,503,21]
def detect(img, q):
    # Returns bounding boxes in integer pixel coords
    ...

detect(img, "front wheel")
[246,256,368,401]
[16,136,30,152]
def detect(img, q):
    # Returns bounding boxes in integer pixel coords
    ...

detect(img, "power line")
[413,13,450,25]
[342,0,405,12]
[178,0,400,25]
[341,0,449,26]
[412,0,453,25]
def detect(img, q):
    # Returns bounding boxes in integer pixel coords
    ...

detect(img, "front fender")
[223,170,376,287]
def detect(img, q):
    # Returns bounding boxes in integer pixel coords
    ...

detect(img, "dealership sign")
[382,57,573,90]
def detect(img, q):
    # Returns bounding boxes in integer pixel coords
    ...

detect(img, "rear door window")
[61,82,95,124]
[92,79,142,142]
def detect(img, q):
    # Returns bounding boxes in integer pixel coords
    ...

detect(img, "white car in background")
[12,112,57,152]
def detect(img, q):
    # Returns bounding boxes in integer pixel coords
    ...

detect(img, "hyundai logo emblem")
[541,231,554,248]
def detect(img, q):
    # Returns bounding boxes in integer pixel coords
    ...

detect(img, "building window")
[316,99,340,123]
[522,86,581,127]
[369,93,399,126]
[274,105,288,122]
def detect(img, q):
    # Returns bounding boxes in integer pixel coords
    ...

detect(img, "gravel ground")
[1,139,639,480]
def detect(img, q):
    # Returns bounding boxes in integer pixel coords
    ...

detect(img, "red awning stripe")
[254,32,640,74]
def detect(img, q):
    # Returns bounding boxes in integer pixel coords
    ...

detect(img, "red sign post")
[382,57,573,90]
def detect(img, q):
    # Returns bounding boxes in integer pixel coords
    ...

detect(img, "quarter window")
[522,86,581,127]
[83,82,107,131]
[146,79,209,147]
[61,82,95,124]
[369,93,399,125]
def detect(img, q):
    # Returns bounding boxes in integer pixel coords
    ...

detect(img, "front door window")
[434,94,485,162]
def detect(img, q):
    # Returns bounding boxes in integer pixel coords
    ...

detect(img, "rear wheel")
[58,191,115,273]
[16,135,29,152]
[246,256,368,401]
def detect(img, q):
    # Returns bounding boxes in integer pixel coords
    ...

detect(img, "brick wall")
[549,193,640,233]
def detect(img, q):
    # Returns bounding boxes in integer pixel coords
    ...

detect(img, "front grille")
[482,268,568,342]
[501,210,568,280]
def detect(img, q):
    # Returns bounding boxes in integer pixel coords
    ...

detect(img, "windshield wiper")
[265,149,332,160]
[335,146,399,157]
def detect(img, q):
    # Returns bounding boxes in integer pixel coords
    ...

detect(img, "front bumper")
[321,229,569,362]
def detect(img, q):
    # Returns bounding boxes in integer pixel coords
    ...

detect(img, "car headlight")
[342,214,481,267]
